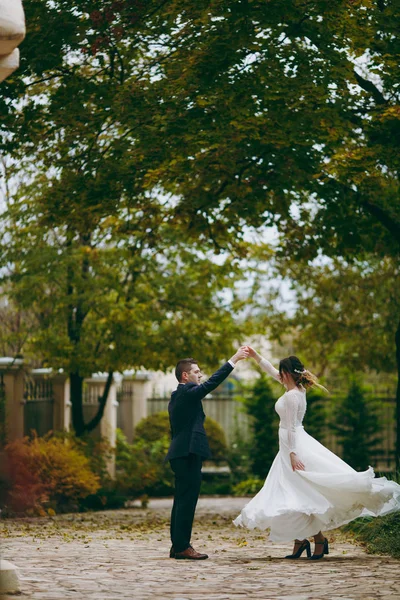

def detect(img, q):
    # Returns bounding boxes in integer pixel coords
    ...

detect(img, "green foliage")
[244,374,279,479]
[331,379,382,471]
[2,0,400,449]
[1,0,262,438]
[344,510,400,559]
[200,479,232,496]
[203,418,229,463]
[134,412,170,443]
[115,428,173,498]
[232,478,264,497]
[263,257,400,376]
[53,430,114,486]
[3,434,100,515]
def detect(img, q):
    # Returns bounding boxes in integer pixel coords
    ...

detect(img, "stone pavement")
[1,497,399,600]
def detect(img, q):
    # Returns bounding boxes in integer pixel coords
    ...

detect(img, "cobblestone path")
[1,497,399,599]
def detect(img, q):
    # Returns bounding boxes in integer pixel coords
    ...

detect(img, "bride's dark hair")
[279,355,327,391]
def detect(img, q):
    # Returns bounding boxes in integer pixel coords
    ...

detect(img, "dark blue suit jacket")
[166,362,234,461]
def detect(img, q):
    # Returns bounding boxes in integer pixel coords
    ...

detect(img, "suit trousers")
[169,453,203,553]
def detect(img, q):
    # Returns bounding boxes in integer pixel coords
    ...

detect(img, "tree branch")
[361,199,400,244]
[353,70,387,105]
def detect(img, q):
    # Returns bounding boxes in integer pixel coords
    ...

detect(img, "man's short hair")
[175,358,198,382]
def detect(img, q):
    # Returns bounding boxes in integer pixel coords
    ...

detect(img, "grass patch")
[343,512,400,559]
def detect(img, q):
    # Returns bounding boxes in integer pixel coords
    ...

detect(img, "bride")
[233,347,400,560]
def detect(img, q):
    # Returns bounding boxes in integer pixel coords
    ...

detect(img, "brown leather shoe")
[174,546,208,560]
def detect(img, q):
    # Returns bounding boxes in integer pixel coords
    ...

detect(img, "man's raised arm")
[186,346,249,401]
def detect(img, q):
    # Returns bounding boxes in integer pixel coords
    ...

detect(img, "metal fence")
[116,381,134,430]
[23,379,54,437]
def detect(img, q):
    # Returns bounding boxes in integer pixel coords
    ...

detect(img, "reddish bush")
[4,434,100,515]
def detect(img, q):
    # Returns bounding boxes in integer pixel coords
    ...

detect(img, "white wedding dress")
[233,358,400,542]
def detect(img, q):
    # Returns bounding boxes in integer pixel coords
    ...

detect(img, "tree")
[3,1,399,453]
[262,257,399,375]
[0,193,249,436]
[133,0,400,464]
[245,373,279,479]
[304,387,327,445]
[330,379,382,471]
[255,255,399,467]
[1,1,260,436]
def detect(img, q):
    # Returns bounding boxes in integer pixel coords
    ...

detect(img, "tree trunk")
[70,372,85,437]
[395,319,400,471]
[66,232,92,438]
[85,370,114,433]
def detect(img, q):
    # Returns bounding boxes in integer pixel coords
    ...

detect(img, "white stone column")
[118,372,154,443]
[52,372,71,431]
[85,375,118,478]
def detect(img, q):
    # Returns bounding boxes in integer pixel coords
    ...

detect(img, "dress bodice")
[275,391,307,451]
[259,357,307,452]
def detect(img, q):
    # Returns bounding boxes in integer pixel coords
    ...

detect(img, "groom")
[166,347,249,560]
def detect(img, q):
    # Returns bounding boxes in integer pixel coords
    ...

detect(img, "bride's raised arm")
[247,346,281,383]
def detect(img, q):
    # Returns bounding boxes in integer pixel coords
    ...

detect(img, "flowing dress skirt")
[233,425,400,542]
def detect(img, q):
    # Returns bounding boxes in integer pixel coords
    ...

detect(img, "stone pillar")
[118,372,154,443]
[52,373,71,432]
[30,368,71,435]
[0,358,25,443]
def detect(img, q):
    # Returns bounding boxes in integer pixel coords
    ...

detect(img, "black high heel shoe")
[309,538,329,560]
[285,540,311,559]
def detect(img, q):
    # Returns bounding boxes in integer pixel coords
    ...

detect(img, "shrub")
[4,434,100,515]
[134,411,170,442]
[53,430,114,486]
[204,417,228,462]
[232,478,264,496]
[344,513,400,559]
[115,429,173,498]
[134,411,228,461]
[201,480,232,495]
[343,471,400,559]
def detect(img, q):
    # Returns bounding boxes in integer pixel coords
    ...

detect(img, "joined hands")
[230,345,261,364]
[230,346,249,364]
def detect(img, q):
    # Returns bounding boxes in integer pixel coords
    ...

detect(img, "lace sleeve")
[285,392,299,453]
[259,358,281,382]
